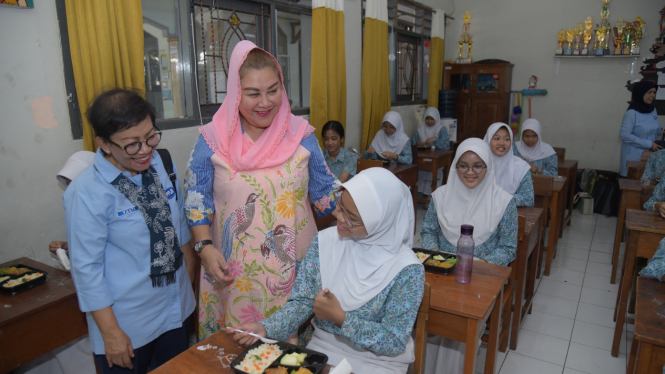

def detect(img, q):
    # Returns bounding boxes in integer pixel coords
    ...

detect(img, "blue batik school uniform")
[64,149,195,355]
[620,109,661,177]
[323,147,358,181]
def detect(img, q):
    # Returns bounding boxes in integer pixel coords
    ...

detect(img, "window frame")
[56,0,312,139]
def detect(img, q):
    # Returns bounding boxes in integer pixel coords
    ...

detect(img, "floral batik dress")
[186,133,337,339]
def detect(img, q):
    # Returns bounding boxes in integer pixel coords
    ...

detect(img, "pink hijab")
[200,41,315,171]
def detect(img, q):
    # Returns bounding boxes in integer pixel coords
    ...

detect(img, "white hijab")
[483,123,531,194]
[56,151,96,188]
[418,107,445,141]
[370,111,410,155]
[515,119,556,162]
[319,167,421,311]
[431,138,513,246]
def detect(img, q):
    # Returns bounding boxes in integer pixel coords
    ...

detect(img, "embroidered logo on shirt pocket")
[165,187,176,200]
[117,206,139,217]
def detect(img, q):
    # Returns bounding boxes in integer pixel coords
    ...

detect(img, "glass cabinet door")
[449,73,471,92]
[477,74,500,93]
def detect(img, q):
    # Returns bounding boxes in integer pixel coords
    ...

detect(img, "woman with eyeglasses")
[63,89,196,374]
[513,118,558,176]
[420,138,518,266]
[421,138,517,374]
[228,167,424,374]
[363,111,413,164]
[185,41,338,341]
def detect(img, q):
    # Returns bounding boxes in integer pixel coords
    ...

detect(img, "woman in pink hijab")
[185,41,338,339]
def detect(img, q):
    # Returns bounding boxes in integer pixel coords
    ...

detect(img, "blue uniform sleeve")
[620,110,653,150]
[642,150,665,180]
[540,154,559,176]
[421,200,444,250]
[481,199,518,266]
[184,135,216,226]
[363,148,378,160]
[396,141,413,164]
[644,177,665,211]
[262,235,321,340]
[172,162,192,245]
[512,145,522,157]
[301,133,338,217]
[639,236,665,281]
[514,172,535,207]
[343,150,359,178]
[412,131,421,145]
[339,264,424,356]
[434,127,450,150]
[64,182,114,313]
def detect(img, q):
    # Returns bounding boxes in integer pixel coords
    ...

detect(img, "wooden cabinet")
[442,62,513,142]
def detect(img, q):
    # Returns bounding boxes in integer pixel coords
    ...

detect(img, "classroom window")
[56,0,312,138]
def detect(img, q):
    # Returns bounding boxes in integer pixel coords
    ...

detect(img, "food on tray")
[292,369,313,374]
[0,267,32,276]
[415,252,430,263]
[235,343,283,374]
[264,368,288,374]
[3,272,43,288]
[425,255,457,269]
[0,276,9,283]
[280,352,307,366]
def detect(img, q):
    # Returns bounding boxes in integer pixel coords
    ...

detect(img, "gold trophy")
[632,17,645,54]
[565,28,575,55]
[600,0,610,27]
[583,30,592,55]
[604,27,611,54]
[457,11,473,63]
[556,29,566,55]
[614,18,626,55]
[596,26,606,55]
[573,23,583,55]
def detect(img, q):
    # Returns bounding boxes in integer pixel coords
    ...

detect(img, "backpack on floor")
[590,170,619,216]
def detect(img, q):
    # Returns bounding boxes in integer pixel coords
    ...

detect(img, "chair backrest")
[642,151,653,162]
[640,185,656,206]
[412,282,431,374]
[357,159,384,172]
[553,147,565,162]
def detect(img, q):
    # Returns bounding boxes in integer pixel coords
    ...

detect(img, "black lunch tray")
[412,248,457,275]
[0,264,48,294]
[231,339,329,374]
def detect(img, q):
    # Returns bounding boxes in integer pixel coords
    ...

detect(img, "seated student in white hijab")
[413,107,450,195]
[420,138,518,267]
[513,118,558,176]
[484,123,534,207]
[364,111,413,164]
[421,138,517,374]
[229,167,425,374]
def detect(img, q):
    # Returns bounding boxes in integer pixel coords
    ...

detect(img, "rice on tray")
[235,343,283,374]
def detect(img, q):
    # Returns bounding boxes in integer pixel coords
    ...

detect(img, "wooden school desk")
[557,160,578,231]
[384,162,419,218]
[151,330,347,374]
[627,160,646,180]
[612,210,665,357]
[426,261,512,374]
[414,148,453,204]
[0,257,88,373]
[627,277,665,374]
[511,207,543,350]
[540,177,567,277]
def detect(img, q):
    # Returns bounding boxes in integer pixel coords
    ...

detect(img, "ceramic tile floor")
[442,209,632,374]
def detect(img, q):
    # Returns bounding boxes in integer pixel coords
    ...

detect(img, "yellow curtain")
[65,0,145,151]
[427,9,446,108]
[310,1,346,146]
[360,17,390,151]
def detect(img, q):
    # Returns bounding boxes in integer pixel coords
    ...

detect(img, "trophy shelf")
[553,55,640,58]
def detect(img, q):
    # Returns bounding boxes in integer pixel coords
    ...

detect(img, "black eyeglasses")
[109,131,162,155]
[456,164,487,175]
[334,192,364,228]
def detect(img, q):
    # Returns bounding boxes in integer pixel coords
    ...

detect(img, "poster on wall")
[0,0,33,8]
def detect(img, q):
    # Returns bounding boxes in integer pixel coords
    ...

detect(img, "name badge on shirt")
[165,187,176,200]
[117,206,139,217]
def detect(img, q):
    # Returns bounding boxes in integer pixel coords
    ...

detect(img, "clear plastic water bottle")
[455,224,475,284]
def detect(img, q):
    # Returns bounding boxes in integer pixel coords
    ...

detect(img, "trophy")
[632,17,645,54]
[614,18,626,55]
[600,0,611,27]
[583,30,592,55]
[624,23,633,55]
[565,28,575,55]
[604,27,611,54]
[596,26,606,55]
[573,23,583,55]
[556,29,566,55]
[457,11,473,63]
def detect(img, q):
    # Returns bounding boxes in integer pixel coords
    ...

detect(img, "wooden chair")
[553,147,565,162]
[641,151,653,162]
[626,160,647,180]
[532,174,553,278]
[357,159,384,173]
[412,282,431,374]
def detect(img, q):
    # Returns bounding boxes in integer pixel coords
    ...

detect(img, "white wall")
[433,0,662,172]
[0,2,200,265]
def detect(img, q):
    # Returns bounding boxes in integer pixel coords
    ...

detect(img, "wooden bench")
[532,175,553,278]
[627,160,646,180]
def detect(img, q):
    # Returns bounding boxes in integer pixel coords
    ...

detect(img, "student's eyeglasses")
[109,130,162,156]
[456,164,487,175]
[334,192,364,228]
[382,123,396,132]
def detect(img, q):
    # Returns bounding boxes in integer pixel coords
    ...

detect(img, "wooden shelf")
[553,55,640,59]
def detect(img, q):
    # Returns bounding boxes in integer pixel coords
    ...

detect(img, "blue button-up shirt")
[64,149,195,354]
